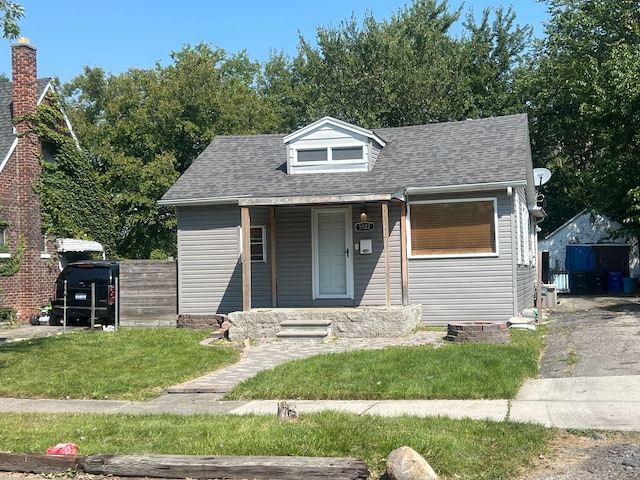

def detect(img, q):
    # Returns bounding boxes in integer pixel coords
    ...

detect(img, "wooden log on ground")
[82,453,370,480]
[0,452,85,474]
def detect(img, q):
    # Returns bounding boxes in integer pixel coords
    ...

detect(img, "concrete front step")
[276,328,332,342]
[279,319,332,328]
[276,319,333,342]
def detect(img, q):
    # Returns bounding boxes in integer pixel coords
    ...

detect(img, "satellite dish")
[533,168,552,186]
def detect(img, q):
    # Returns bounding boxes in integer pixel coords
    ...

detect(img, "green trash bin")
[623,277,636,294]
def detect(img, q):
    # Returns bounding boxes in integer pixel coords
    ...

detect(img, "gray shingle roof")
[0,78,51,162]
[160,113,532,205]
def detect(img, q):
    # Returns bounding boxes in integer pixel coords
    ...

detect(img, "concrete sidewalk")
[1,376,640,431]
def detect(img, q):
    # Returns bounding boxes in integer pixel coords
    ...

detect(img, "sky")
[1,0,550,84]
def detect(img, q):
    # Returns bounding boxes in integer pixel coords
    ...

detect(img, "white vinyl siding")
[515,188,531,266]
[287,123,370,174]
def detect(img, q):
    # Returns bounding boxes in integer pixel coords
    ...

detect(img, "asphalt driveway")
[539,295,640,378]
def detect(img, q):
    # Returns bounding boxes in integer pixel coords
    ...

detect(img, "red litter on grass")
[46,443,78,455]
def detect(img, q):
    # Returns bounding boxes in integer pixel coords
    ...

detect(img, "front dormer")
[283,116,385,175]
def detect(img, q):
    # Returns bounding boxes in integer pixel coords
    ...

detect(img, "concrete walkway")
[1,324,640,431]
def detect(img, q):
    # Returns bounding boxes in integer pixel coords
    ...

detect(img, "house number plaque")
[354,222,374,232]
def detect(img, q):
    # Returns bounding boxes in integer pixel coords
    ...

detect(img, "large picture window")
[409,199,497,256]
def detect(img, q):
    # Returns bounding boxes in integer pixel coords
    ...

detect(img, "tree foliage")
[525,0,640,234]
[0,1,23,40]
[63,43,279,258]
[293,0,532,127]
[61,1,536,257]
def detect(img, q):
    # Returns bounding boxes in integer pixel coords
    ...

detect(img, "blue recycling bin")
[609,272,623,293]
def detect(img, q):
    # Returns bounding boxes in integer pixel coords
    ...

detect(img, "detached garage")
[539,210,640,294]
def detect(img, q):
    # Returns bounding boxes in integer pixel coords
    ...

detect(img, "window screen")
[297,149,327,162]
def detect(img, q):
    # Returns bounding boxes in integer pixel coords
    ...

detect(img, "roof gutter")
[158,196,241,207]
[395,180,528,201]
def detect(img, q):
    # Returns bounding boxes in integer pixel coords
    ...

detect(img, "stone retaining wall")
[177,313,227,330]
[228,305,423,341]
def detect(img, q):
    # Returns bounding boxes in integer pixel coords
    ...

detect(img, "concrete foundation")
[228,304,423,342]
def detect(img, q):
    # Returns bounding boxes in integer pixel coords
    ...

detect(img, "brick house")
[0,38,60,319]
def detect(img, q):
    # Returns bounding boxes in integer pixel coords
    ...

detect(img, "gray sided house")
[160,115,543,329]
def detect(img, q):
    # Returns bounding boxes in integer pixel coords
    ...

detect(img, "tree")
[0,1,23,40]
[294,1,468,127]
[62,1,538,257]
[291,0,533,128]
[461,5,533,118]
[62,43,279,258]
[524,0,640,234]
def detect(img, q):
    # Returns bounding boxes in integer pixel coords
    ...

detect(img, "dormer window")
[297,149,327,162]
[284,116,385,175]
[296,146,363,164]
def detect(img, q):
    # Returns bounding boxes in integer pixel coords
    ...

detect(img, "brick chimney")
[10,37,45,317]
[12,37,38,120]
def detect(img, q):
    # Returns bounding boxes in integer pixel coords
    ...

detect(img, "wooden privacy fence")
[119,260,177,327]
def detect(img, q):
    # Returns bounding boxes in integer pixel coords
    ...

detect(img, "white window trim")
[250,225,267,263]
[515,191,531,267]
[407,197,500,259]
[238,225,268,263]
[0,252,10,259]
[292,144,366,167]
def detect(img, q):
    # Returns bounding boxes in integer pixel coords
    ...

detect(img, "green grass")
[0,326,551,478]
[0,329,241,400]
[0,411,552,480]
[224,328,544,400]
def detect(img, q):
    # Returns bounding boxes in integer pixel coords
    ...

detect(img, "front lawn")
[0,328,241,400]
[0,411,552,480]
[0,326,551,479]
[224,328,544,400]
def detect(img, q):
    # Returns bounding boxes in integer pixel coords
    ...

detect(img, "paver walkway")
[167,331,445,395]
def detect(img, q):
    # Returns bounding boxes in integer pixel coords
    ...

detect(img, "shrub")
[0,307,17,324]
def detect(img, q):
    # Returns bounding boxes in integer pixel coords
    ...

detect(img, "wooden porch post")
[241,206,251,311]
[400,201,409,305]
[382,202,391,308]
[270,206,278,307]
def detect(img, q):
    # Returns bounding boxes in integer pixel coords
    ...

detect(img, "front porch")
[228,304,423,342]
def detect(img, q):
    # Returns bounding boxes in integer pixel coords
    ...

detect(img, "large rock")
[386,446,438,480]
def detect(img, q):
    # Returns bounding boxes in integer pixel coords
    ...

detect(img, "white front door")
[313,207,353,299]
